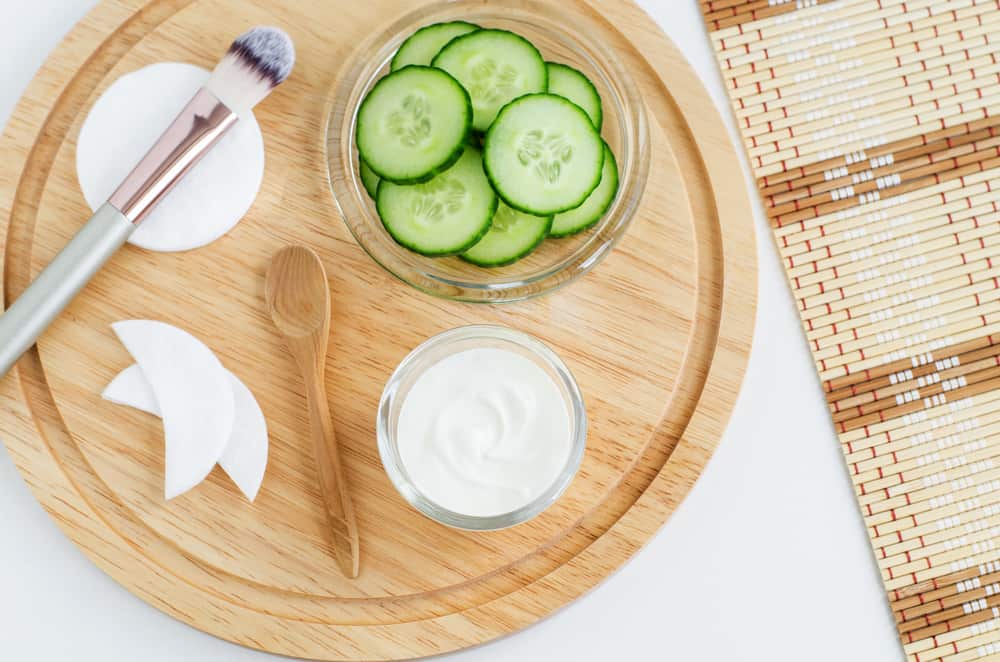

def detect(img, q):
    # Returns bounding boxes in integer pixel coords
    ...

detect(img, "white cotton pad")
[102,363,159,415]
[76,62,265,252]
[221,373,269,502]
[102,363,269,502]
[111,320,234,499]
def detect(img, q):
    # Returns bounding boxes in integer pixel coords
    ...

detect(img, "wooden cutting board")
[0,0,756,659]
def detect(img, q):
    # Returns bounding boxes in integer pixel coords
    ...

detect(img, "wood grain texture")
[0,0,757,659]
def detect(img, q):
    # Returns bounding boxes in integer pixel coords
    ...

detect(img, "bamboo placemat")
[701,0,1000,659]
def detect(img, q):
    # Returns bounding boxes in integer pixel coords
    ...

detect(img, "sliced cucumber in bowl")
[376,146,497,256]
[462,203,552,267]
[551,142,619,238]
[484,93,604,216]
[546,62,603,130]
[432,29,548,132]
[359,160,380,199]
[356,65,471,184]
[391,21,480,70]
[355,22,624,269]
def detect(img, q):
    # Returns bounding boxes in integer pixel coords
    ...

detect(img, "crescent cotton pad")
[111,320,234,499]
[103,362,269,502]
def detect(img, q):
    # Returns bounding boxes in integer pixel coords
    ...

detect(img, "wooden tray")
[0,0,756,659]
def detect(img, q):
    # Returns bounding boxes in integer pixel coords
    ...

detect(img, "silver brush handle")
[0,88,237,380]
[0,203,133,377]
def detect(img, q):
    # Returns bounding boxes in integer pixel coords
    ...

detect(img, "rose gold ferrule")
[108,87,238,225]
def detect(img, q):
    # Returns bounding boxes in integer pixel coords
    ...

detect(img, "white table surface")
[0,1,906,660]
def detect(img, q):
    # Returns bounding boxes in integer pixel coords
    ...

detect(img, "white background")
[0,1,905,660]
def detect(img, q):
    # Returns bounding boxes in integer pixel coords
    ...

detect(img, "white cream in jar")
[396,347,573,518]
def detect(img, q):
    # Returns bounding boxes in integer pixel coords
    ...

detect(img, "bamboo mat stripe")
[701,1,1000,658]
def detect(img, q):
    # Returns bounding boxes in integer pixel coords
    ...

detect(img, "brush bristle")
[207,26,295,116]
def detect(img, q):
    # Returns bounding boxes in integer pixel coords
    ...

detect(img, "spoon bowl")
[265,245,330,341]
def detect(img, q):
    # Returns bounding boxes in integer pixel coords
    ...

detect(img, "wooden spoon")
[265,245,359,578]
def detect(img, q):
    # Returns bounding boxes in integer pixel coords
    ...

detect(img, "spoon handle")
[304,370,360,578]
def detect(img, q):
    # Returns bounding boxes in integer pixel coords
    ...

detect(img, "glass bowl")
[376,325,587,530]
[325,0,649,302]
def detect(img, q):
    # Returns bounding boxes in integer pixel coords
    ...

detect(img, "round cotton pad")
[76,62,265,252]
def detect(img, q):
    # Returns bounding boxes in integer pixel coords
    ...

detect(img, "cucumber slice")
[546,62,603,130]
[356,66,471,184]
[462,203,552,267]
[484,94,604,216]
[391,21,480,70]
[359,160,380,199]
[551,143,619,238]
[376,147,497,256]
[432,29,547,132]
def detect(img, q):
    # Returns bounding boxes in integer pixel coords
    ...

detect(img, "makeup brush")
[0,26,295,377]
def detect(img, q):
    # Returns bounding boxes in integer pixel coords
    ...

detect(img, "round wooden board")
[0,0,756,659]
